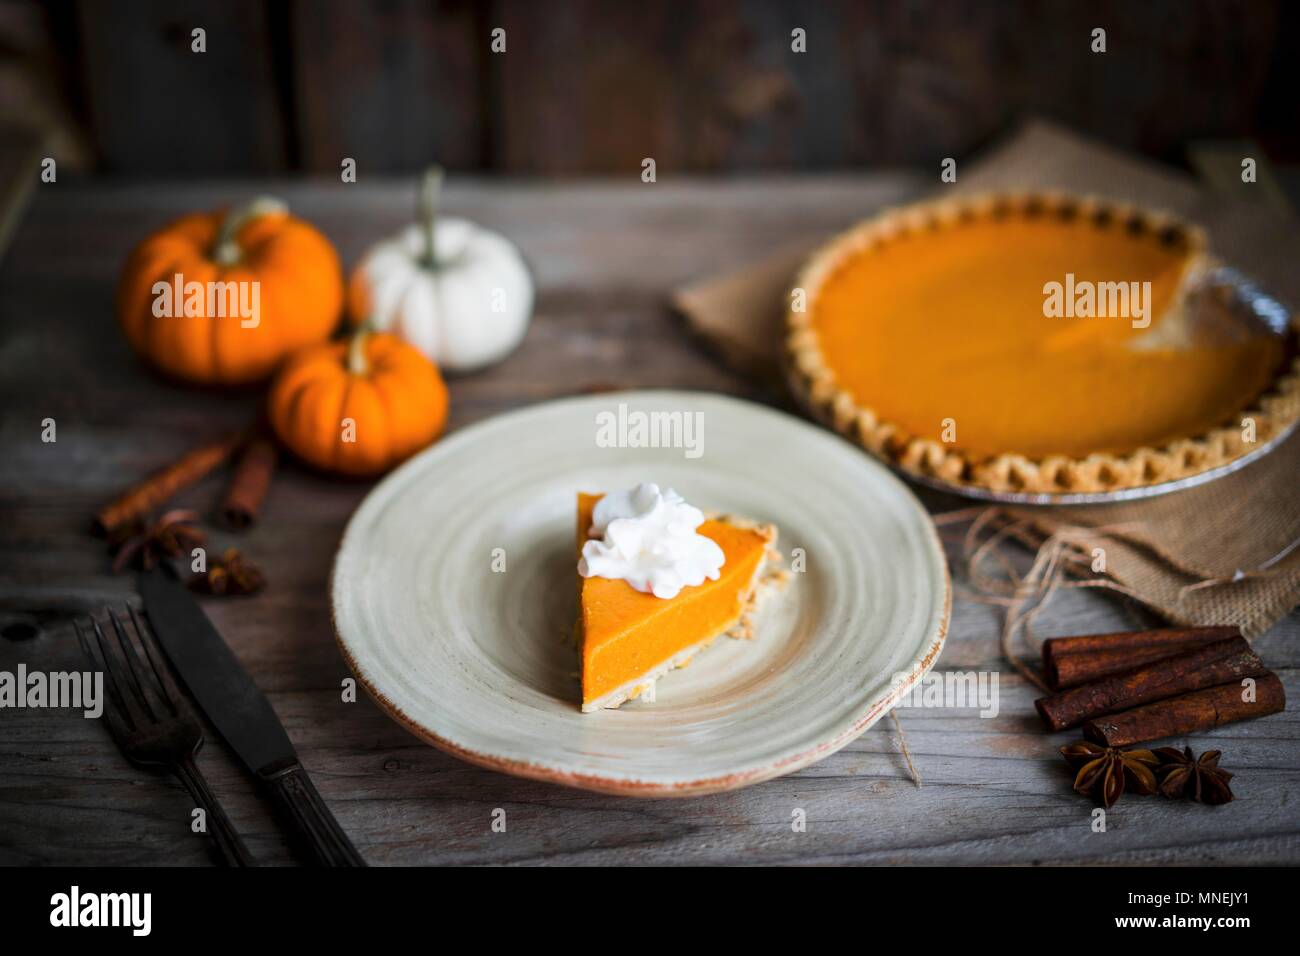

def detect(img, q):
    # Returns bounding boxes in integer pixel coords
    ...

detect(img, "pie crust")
[576,497,785,712]
[784,192,1300,495]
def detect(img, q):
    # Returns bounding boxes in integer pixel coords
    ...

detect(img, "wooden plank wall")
[62,0,1295,175]
[75,0,289,173]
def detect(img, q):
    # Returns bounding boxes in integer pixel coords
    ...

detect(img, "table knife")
[139,564,366,866]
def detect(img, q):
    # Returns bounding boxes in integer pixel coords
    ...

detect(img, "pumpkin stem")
[347,326,372,376]
[417,165,444,269]
[212,196,288,266]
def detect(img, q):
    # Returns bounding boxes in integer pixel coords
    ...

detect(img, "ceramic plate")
[332,390,950,796]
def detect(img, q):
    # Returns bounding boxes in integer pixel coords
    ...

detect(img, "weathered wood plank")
[76,0,287,173]
[490,0,1284,174]
[1,177,1296,866]
[288,0,485,173]
[0,125,46,263]
[52,1,1296,175]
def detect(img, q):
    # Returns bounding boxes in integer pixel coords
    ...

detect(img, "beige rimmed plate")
[331,390,950,796]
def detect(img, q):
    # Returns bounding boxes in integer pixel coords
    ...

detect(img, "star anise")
[110,509,205,572]
[189,548,266,596]
[1154,746,1235,805]
[1060,740,1159,808]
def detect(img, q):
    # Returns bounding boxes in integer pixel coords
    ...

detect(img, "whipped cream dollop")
[578,483,725,599]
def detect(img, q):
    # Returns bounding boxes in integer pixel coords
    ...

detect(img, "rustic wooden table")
[1,177,1296,866]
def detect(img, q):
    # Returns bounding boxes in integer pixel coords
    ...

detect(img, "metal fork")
[75,606,255,866]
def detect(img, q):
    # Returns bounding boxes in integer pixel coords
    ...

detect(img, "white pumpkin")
[348,168,534,372]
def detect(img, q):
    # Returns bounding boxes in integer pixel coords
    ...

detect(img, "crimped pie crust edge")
[783,191,1300,495]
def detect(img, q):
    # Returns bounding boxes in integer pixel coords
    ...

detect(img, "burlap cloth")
[673,121,1300,639]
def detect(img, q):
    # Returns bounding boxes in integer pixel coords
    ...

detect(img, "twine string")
[897,506,1293,784]
[941,508,1191,692]
[888,710,921,787]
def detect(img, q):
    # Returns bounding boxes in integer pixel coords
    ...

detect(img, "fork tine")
[128,605,185,715]
[108,610,163,723]
[76,618,132,740]
[91,615,147,730]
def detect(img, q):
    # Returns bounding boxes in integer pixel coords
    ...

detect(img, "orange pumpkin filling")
[811,214,1285,461]
[576,493,773,711]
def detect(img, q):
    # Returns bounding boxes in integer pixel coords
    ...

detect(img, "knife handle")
[265,764,367,866]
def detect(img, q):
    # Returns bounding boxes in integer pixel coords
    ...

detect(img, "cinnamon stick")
[1082,673,1286,747]
[1036,637,1268,731]
[94,433,243,537]
[219,432,278,529]
[1043,626,1238,689]
[1048,643,1213,689]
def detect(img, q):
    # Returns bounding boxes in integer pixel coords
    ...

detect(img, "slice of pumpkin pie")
[575,483,781,712]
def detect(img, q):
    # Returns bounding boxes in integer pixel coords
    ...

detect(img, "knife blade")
[139,564,365,866]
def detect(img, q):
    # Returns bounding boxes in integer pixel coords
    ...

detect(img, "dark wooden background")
[14,0,1300,175]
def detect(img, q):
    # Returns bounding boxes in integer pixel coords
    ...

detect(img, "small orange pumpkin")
[117,197,343,385]
[268,330,449,476]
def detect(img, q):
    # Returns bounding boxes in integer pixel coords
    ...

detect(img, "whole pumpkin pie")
[575,490,781,712]
[785,193,1300,495]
